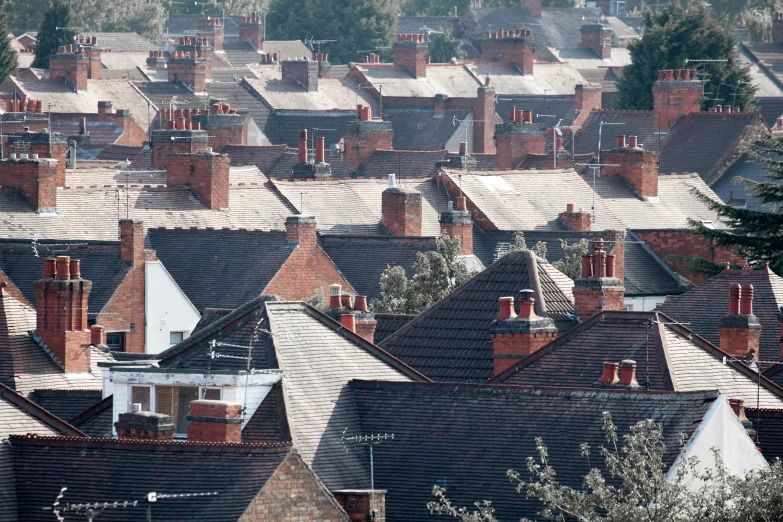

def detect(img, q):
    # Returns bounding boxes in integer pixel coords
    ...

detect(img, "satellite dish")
[329,143,341,155]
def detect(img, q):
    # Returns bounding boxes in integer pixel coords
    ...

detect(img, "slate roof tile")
[383,108,470,151]
[357,149,448,179]
[747,408,783,462]
[69,395,114,437]
[28,389,103,422]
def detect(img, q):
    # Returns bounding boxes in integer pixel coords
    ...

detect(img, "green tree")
[0,0,18,84]
[32,0,74,69]
[615,1,755,112]
[505,231,548,260]
[265,0,393,65]
[427,31,465,63]
[402,0,571,15]
[689,129,783,274]
[552,238,589,280]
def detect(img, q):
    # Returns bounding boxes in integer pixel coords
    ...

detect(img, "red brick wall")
[187,400,242,443]
[334,491,385,522]
[574,85,601,126]
[239,21,264,50]
[440,222,472,255]
[492,331,556,375]
[719,326,761,358]
[393,43,427,78]
[197,21,224,50]
[152,135,209,171]
[205,119,248,150]
[572,285,624,320]
[382,189,422,236]
[167,59,207,92]
[190,153,230,210]
[86,48,102,79]
[114,117,149,147]
[238,451,350,522]
[355,319,377,344]
[343,130,393,170]
[603,230,625,285]
[481,40,534,74]
[496,130,545,170]
[559,209,591,231]
[653,80,701,132]
[50,53,88,91]
[473,85,496,154]
[98,262,145,353]
[0,158,58,211]
[120,220,145,265]
[601,150,659,198]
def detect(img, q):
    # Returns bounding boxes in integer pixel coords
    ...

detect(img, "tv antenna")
[574,162,619,224]
[342,430,394,521]
[307,37,337,53]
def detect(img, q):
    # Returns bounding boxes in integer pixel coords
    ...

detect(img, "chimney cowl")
[599,361,619,384]
[618,359,639,387]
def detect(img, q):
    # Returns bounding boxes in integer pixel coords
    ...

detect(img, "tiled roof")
[99,51,152,70]
[9,435,293,522]
[495,94,575,129]
[28,389,103,422]
[380,249,577,382]
[270,111,356,148]
[756,96,783,126]
[384,108,471,151]
[373,313,415,344]
[78,32,157,52]
[260,41,311,61]
[350,379,718,522]
[397,16,459,34]
[96,145,143,162]
[132,81,205,111]
[208,80,275,132]
[355,63,480,98]
[466,63,587,96]
[320,236,437,299]
[219,144,288,170]
[147,228,293,311]
[573,109,656,155]
[221,40,311,67]
[576,67,620,97]
[547,47,632,69]
[711,152,779,213]
[242,383,289,443]
[0,383,86,439]
[357,149,448,178]
[747,408,783,462]
[69,395,113,437]
[490,310,783,409]
[0,444,16,522]
[51,121,122,147]
[658,267,783,363]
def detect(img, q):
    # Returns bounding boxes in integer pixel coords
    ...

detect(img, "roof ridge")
[8,433,294,448]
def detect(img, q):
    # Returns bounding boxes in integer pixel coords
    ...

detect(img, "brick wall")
[492,330,556,375]
[652,74,702,132]
[382,187,422,236]
[572,284,624,319]
[580,25,610,59]
[120,219,145,265]
[86,48,102,79]
[282,60,319,92]
[187,400,242,443]
[333,491,386,522]
[601,149,660,198]
[343,121,394,171]
[392,38,427,78]
[151,129,209,170]
[0,158,58,211]
[50,50,88,91]
[98,262,145,353]
[559,206,591,231]
[495,123,546,170]
[189,152,230,210]
[6,133,67,187]
[192,113,248,150]
[473,84,496,154]
[574,84,601,126]
[197,19,224,50]
[238,450,350,522]
[480,35,534,74]
[239,15,264,50]
[168,56,207,92]
[719,325,761,358]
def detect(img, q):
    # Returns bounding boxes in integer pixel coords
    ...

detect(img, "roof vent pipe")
[388,173,396,188]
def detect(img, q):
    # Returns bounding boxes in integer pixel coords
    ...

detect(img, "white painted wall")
[625,295,668,312]
[145,261,201,354]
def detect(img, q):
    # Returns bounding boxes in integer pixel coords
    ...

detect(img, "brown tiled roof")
[350,379,718,522]
[380,249,577,382]
[659,267,783,363]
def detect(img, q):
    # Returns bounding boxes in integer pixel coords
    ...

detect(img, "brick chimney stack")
[150,126,209,170]
[719,283,761,360]
[76,36,102,80]
[473,78,496,154]
[6,130,67,187]
[774,12,783,43]
[653,69,701,132]
[480,29,535,74]
[393,34,428,78]
[175,37,215,78]
[343,105,393,170]
[146,50,167,69]
[115,410,176,440]
[167,50,208,92]
[490,290,557,376]
[495,108,545,169]
[0,155,58,212]
[188,151,231,210]
[190,102,248,150]
[33,256,92,373]
[240,12,264,50]
[313,52,331,79]
[519,0,542,16]
[574,83,602,126]
[187,400,243,442]
[572,238,624,321]
[49,44,89,91]
[333,491,386,522]
[601,135,660,199]
[559,203,591,231]
[292,130,331,179]
[580,25,612,60]
[282,58,319,92]
[440,196,473,255]
[382,174,422,236]
[285,215,318,250]
[119,219,145,266]
[196,17,224,50]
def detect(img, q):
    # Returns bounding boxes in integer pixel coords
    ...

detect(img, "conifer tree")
[32,0,74,69]
[0,0,18,84]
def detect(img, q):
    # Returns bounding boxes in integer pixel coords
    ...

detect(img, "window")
[130,386,151,412]
[169,331,185,346]
[155,386,199,434]
[203,388,221,400]
[106,332,125,350]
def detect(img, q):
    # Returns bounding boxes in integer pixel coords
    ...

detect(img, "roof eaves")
[0,382,87,437]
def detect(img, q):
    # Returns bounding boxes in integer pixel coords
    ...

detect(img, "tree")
[0,0,17,84]
[428,412,783,522]
[265,0,394,65]
[66,0,165,41]
[371,234,474,314]
[615,1,755,112]
[428,31,465,63]
[32,0,74,69]
[552,238,589,280]
[689,128,783,274]
[402,0,573,15]
[505,231,548,260]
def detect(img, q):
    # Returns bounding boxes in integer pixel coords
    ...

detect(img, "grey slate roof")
[380,249,577,382]
[350,379,718,522]
[384,107,471,150]
[208,80,275,132]
[69,395,114,437]
[373,313,416,344]
[756,96,783,126]
[28,389,103,422]
[270,111,356,148]
[356,149,448,179]
[0,382,86,439]
[78,32,157,52]
[495,94,576,129]
[0,444,16,522]
[711,152,781,213]
[747,408,783,463]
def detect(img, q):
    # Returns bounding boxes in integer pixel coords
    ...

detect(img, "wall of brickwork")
[492,331,556,375]
[0,158,58,211]
[333,491,385,522]
[572,285,624,320]
[189,153,230,210]
[343,129,393,170]
[653,78,701,132]
[98,262,145,353]
[601,150,659,198]
[480,39,534,73]
[187,400,242,442]
[495,129,545,170]
[719,326,761,358]
[382,188,422,236]
[473,85,496,154]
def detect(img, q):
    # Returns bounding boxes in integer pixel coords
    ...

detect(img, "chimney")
[343,106,394,170]
[728,398,757,439]
[473,79,496,154]
[480,29,535,74]
[292,130,331,179]
[599,361,619,384]
[164,149,230,210]
[618,360,639,387]
[353,296,378,344]
[382,174,422,236]
[341,312,356,332]
[239,12,264,50]
[580,25,612,60]
[490,291,557,376]
[440,196,473,255]
[146,50,167,69]
[49,44,89,91]
[572,238,624,321]
[328,284,343,309]
[197,17,224,51]
[558,203,591,231]
[6,130,67,187]
[495,108,545,169]
[115,410,176,440]
[574,84,602,126]
[719,283,761,360]
[600,135,660,199]
[187,400,242,442]
[393,34,428,78]
[90,324,105,345]
[82,37,102,80]
[285,215,318,250]
[519,0,542,16]
[333,490,386,522]
[282,58,319,92]
[97,101,114,120]
[33,256,92,373]
[653,69,701,132]
[167,51,208,92]
[150,126,209,170]
[0,155,58,212]
[774,12,783,43]
[119,219,145,265]
[191,103,248,150]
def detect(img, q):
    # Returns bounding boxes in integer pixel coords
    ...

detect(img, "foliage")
[427,31,465,63]
[265,0,394,64]
[552,238,589,280]
[428,411,783,522]
[615,1,755,112]
[0,0,17,84]
[305,287,328,312]
[164,0,269,16]
[744,8,773,42]
[32,0,74,69]
[65,0,165,41]
[401,0,573,15]
[505,231,548,260]
[688,128,783,275]
[371,234,474,314]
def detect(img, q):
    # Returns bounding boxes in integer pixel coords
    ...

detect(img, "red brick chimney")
[115,410,176,440]
[559,203,591,231]
[187,400,242,443]
[76,36,102,80]
[580,25,611,60]
[333,490,386,522]
[146,50,167,69]
[167,51,208,92]
[382,174,422,236]
[600,135,660,199]
[343,106,394,170]
[574,83,602,126]
[192,103,248,150]
[197,17,224,51]
[774,12,783,43]
[653,69,701,132]
[6,129,67,188]
[0,155,58,212]
[618,360,639,387]
[90,324,105,345]
[393,33,428,78]
[440,196,473,255]
[292,129,332,179]
[240,12,264,50]
[473,78,496,154]
[354,295,377,344]
[97,101,113,120]
[150,126,209,170]
[572,238,624,321]
[519,0,542,16]
[480,29,535,74]
[175,37,214,78]
[495,108,545,169]
[33,256,92,373]
[490,292,557,376]
[719,283,761,360]
[285,215,318,250]
[282,58,319,92]
[49,44,89,91]
[119,219,145,266]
